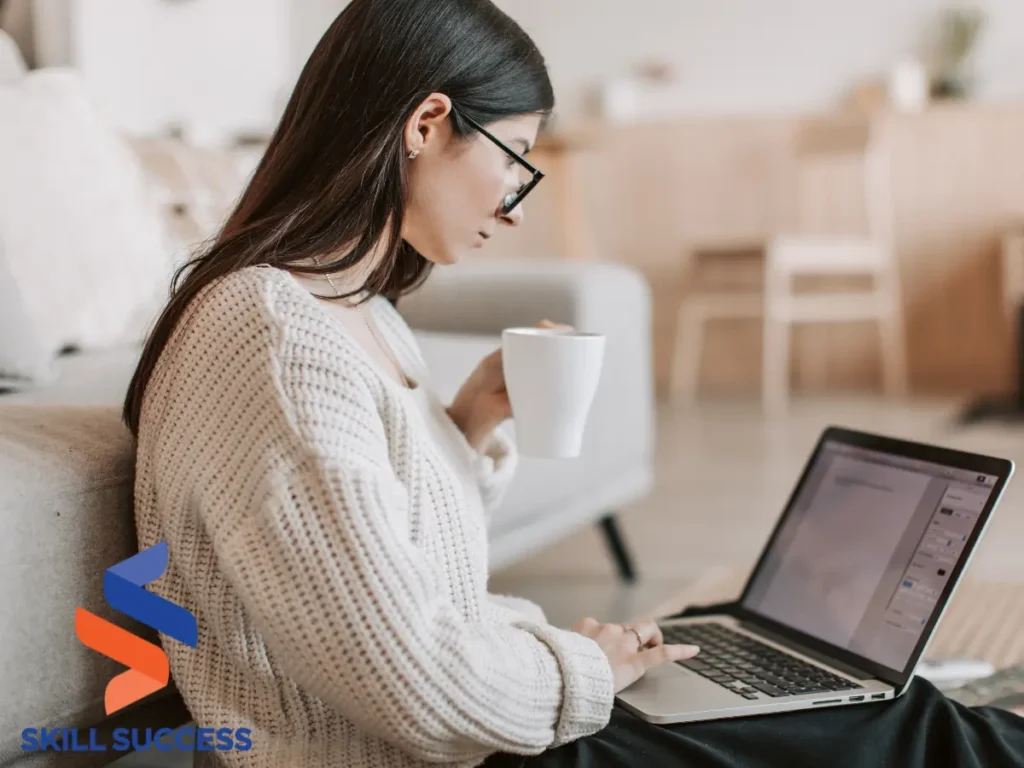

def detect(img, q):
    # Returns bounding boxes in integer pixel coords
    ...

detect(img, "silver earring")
[408,150,419,160]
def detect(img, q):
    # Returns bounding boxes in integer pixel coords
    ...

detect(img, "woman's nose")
[499,201,525,228]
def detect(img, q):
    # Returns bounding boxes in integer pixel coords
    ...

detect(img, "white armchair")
[399,258,656,579]
[0,29,27,82]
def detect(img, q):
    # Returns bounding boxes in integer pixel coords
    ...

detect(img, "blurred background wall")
[10,0,1024,136]
[5,0,1024,404]
[465,0,1024,121]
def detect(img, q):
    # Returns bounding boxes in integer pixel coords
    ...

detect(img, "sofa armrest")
[398,258,650,336]
[398,258,655,477]
[0,30,28,83]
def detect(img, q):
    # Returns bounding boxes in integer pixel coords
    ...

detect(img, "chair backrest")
[790,116,894,245]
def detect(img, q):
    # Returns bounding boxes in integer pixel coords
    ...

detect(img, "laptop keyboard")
[663,622,863,700]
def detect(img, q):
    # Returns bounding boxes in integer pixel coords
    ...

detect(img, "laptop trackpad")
[616,662,744,717]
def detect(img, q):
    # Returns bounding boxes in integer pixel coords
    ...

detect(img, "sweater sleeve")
[486,592,548,625]
[443,413,518,517]
[198,329,613,762]
[370,296,518,516]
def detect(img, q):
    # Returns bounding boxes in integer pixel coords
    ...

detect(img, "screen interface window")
[742,441,997,671]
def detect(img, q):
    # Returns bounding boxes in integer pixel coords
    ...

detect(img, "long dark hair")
[122,0,554,436]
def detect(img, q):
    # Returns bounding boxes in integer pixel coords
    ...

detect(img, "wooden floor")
[489,396,1024,629]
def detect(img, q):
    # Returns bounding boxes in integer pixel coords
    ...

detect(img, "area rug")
[633,566,1024,669]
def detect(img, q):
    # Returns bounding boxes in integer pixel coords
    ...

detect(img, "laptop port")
[871,693,886,700]
[848,695,865,702]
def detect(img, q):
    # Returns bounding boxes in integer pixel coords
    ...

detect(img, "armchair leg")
[598,514,638,585]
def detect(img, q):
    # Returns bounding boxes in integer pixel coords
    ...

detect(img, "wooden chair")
[671,116,908,410]
[670,239,765,403]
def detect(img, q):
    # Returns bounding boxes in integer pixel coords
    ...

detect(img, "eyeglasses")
[457,111,545,216]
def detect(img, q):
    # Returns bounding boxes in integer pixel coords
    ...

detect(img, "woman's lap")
[484,678,1024,768]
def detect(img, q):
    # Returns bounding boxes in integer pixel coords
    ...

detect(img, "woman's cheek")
[475,156,507,206]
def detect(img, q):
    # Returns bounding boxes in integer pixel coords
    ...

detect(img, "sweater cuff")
[476,426,517,511]
[447,419,518,515]
[516,623,615,747]
[487,592,548,625]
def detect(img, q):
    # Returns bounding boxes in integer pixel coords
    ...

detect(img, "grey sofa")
[0,258,654,765]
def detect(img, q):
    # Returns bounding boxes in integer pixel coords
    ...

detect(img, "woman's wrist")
[446,401,495,452]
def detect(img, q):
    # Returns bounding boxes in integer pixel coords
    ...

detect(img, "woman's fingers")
[536,318,574,332]
[570,618,701,692]
[639,642,701,669]
[650,623,665,647]
[625,619,663,649]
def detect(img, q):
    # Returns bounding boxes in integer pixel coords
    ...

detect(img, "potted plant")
[931,6,986,99]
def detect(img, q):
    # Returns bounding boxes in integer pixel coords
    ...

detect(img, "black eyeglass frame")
[456,111,546,215]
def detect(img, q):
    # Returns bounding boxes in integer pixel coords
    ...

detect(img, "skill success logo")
[21,541,252,754]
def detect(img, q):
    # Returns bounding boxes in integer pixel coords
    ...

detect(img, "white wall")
[500,0,1024,121]
[289,0,344,82]
[34,0,1024,139]
[295,0,1024,122]
[36,0,291,142]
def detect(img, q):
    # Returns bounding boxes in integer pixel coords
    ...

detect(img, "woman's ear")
[404,93,453,157]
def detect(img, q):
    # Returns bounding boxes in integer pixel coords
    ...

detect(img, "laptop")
[616,426,1014,724]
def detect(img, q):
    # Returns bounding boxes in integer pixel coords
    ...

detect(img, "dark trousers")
[484,603,1024,768]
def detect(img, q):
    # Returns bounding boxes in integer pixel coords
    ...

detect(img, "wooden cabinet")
[495,104,1024,398]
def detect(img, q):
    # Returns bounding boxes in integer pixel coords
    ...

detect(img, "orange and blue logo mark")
[21,541,252,755]
[75,540,198,714]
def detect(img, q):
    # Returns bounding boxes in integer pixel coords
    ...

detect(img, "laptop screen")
[741,439,999,673]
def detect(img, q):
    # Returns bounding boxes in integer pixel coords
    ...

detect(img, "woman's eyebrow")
[511,138,532,155]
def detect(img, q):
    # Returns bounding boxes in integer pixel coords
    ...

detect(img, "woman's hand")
[571,616,701,693]
[447,320,570,451]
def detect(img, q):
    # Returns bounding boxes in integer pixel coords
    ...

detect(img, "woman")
[122,1,1024,766]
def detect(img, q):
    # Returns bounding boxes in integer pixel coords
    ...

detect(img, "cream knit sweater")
[133,265,615,767]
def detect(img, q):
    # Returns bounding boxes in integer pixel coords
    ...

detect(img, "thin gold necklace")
[309,257,415,389]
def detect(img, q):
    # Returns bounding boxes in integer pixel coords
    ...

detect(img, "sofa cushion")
[0,69,175,356]
[0,405,189,764]
[2,345,143,404]
[0,30,26,82]
[0,238,54,386]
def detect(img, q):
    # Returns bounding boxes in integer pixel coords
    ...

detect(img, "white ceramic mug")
[501,328,606,458]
